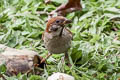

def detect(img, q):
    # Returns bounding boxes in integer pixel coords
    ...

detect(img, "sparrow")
[41,16,73,64]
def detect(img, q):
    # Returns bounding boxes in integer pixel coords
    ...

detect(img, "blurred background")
[0,0,120,79]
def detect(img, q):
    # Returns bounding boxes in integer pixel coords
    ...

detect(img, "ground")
[0,0,120,80]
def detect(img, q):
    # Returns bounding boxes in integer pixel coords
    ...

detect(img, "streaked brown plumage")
[42,16,72,65]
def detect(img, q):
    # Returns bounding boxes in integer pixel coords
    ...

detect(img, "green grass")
[0,0,120,80]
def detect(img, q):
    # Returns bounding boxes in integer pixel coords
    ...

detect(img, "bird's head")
[46,16,72,36]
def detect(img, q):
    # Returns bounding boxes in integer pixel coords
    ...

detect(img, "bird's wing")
[65,28,73,40]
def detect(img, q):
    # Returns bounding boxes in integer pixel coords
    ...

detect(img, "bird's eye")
[56,20,60,23]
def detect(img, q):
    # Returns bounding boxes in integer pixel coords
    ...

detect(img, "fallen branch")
[0,44,46,76]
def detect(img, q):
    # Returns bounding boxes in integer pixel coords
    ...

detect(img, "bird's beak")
[63,19,72,24]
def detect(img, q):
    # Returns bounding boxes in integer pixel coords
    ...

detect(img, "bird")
[46,0,82,16]
[41,16,73,65]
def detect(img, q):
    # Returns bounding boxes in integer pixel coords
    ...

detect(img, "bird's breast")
[44,29,72,54]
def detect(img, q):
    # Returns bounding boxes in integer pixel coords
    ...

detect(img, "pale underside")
[43,28,72,54]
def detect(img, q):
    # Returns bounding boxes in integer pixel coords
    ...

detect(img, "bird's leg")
[40,53,52,63]
[65,52,72,67]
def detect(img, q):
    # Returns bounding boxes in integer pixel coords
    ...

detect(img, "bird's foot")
[40,53,52,63]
